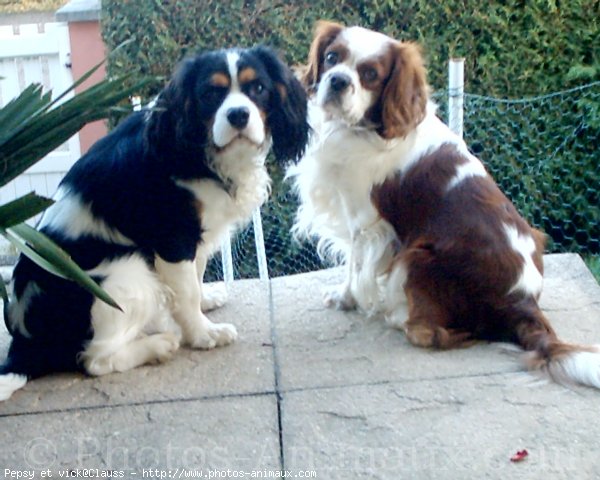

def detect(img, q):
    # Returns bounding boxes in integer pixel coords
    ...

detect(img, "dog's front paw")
[323,285,357,310]
[150,332,180,363]
[189,322,238,350]
[201,282,228,311]
[208,322,237,346]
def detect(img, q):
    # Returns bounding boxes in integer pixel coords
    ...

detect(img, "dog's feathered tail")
[515,304,600,389]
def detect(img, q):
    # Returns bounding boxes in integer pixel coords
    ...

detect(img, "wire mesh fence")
[206,81,600,281]
[463,82,599,255]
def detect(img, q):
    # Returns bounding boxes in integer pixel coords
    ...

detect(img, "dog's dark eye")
[325,51,339,66]
[206,85,228,101]
[362,67,378,83]
[246,81,268,101]
[251,82,264,95]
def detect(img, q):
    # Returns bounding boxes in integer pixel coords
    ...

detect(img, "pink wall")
[68,20,107,154]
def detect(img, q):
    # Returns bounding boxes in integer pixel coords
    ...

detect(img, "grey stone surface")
[283,376,600,479]
[0,279,274,415]
[0,12,55,26]
[1,253,599,477]
[2,395,280,474]
[55,0,101,22]
[538,254,600,343]
[271,254,600,391]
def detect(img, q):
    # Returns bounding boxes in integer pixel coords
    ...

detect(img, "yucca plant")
[0,62,154,308]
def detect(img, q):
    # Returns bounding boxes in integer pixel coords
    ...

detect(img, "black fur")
[250,46,310,162]
[1,46,309,381]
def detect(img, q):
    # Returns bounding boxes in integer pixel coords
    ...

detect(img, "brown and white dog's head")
[302,21,428,139]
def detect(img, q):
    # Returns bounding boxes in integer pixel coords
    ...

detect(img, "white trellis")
[448,57,465,138]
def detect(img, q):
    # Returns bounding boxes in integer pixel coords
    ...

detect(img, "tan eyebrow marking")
[276,83,287,101]
[239,67,257,84]
[210,73,230,87]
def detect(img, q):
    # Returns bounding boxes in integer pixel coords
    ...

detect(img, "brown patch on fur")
[357,56,394,92]
[373,143,600,385]
[210,73,230,88]
[322,42,350,69]
[531,228,546,297]
[276,83,287,102]
[239,67,257,84]
[302,20,345,90]
[193,199,204,221]
[517,308,598,386]
[379,42,428,139]
[371,144,552,350]
[403,287,475,349]
[524,342,597,371]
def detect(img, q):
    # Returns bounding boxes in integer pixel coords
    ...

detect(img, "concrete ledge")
[0,11,55,26]
[55,0,101,22]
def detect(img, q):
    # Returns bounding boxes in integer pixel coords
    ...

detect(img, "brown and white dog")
[288,21,600,389]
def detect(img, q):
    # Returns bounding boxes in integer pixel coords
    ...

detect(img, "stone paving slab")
[282,375,600,480]
[2,395,280,476]
[0,279,274,415]
[270,254,600,392]
[270,268,518,390]
[273,253,600,479]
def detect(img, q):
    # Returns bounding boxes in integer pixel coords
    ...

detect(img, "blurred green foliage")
[102,0,599,98]
[102,0,599,278]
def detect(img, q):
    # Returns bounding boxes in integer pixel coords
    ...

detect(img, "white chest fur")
[288,102,473,312]
[177,143,270,256]
[289,110,413,257]
[290,102,475,251]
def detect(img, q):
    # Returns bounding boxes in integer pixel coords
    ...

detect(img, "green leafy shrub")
[102,0,599,98]
[464,85,600,254]
[0,0,64,14]
[102,1,600,276]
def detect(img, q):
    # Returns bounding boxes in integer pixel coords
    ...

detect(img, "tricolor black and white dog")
[0,46,308,401]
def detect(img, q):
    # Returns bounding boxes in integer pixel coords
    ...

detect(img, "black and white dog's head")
[148,46,309,171]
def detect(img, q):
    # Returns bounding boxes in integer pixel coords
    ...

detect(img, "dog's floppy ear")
[380,42,428,139]
[252,45,309,163]
[302,20,345,92]
[148,55,207,149]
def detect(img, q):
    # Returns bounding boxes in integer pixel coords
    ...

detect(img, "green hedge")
[463,86,600,255]
[103,1,599,98]
[102,1,600,277]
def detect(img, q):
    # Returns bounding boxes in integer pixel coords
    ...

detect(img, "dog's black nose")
[227,107,250,130]
[329,73,351,92]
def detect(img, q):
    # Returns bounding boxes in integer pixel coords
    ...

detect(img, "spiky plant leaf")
[4,224,121,310]
[0,52,154,308]
[0,193,54,229]
[0,73,154,187]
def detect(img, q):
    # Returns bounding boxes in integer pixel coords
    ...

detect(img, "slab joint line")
[267,279,286,472]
